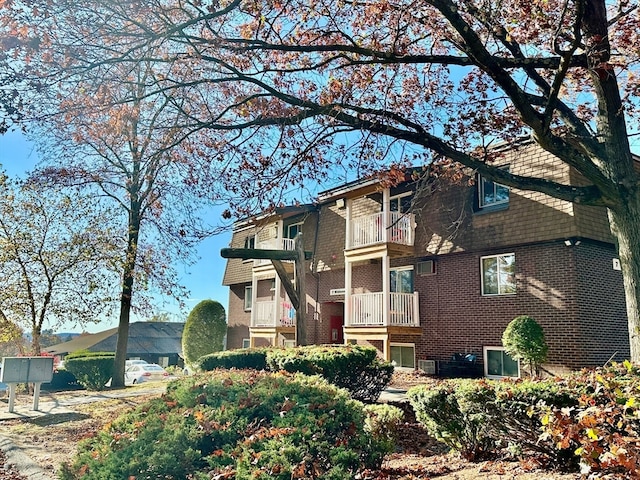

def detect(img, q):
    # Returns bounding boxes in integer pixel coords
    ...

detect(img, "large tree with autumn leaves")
[2,0,640,359]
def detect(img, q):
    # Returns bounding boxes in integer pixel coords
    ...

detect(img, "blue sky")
[0,130,232,333]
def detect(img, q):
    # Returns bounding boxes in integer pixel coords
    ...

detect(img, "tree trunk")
[608,201,640,361]
[31,325,41,355]
[110,210,140,388]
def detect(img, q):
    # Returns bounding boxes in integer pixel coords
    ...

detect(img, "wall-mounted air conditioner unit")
[417,359,436,375]
[417,260,436,276]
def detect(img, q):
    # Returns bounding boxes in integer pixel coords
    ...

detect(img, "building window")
[479,173,509,208]
[390,266,414,293]
[244,235,255,249]
[390,192,412,213]
[287,222,303,239]
[390,343,415,369]
[242,338,251,349]
[158,356,169,368]
[244,286,253,311]
[481,253,515,295]
[484,347,519,378]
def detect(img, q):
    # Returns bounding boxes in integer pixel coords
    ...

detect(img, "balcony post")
[274,273,281,326]
[345,197,352,249]
[383,188,390,243]
[413,291,420,326]
[345,258,352,327]
[382,253,390,326]
[250,275,258,327]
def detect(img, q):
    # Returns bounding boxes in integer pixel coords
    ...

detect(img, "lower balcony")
[251,300,296,329]
[348,292,420,327]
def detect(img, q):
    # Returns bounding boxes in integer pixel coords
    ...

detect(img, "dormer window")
[479,172,509,209]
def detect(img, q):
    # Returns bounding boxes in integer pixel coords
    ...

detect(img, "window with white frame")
[390,266,414,293]
[481,253,515,295]
[390,343,415,369]
[484,347,519,378]
[244,285,253,311]
[478,173,509,208]
[286,222,303,239]
[390,191,412,213]
[242,338,251,349]
[244,235,255,249]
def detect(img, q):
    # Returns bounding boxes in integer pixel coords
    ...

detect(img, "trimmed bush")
[63,351,114,391]
[408,379,496,461]
[363,403,404,457]
[266,344,394,403]
[59,370,395,480]
[502,315,548,376]
[182,300,227,365]
[408,377,580,463]
[198,348,268,371]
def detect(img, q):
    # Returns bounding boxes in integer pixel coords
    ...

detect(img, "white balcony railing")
[254,238,296,267]
[348,211,414,249]
[251,300,297,328]
[348,292,419,327]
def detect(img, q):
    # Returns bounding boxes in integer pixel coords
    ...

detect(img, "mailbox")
[1,357,54,383]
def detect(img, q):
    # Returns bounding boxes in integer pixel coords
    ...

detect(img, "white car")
[125,359,149,367]
[124,363,170,385]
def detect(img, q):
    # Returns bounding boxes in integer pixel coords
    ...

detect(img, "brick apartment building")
[222,141,630,377]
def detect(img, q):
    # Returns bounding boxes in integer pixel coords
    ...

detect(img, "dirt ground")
[0,373,582,480]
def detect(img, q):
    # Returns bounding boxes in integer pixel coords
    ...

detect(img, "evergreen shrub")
[198,347,268,371]
[408,377,579,463]
[266,344,394,402]
[59,370,398,480]
[63,351,114,391]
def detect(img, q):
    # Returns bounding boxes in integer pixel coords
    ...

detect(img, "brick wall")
[410,240,628,372]
[575,242,630,363]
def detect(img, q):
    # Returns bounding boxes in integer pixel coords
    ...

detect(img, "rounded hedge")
[182,299,227,365]
[502,315,548,375]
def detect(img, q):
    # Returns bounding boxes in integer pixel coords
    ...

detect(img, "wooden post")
[294,234,307,345]
[221,233,311,346]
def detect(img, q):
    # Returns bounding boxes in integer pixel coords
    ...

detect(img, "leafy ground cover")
[0,373,582,480]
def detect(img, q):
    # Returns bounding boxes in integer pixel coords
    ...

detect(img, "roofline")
[232,203,318,230]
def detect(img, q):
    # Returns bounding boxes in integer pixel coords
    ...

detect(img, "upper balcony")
[253,238,295,271]
[346,211,415,259]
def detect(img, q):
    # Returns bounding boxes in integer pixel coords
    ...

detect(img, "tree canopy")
[2,0,640,357]
[0,172,118,354]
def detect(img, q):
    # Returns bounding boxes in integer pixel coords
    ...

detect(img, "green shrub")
[182,300,227,365]
[198,348,268,371]
[363,403,404,458]
[266,344,394,402]
[502,315,548,376]
[43,369,79,391]
[408,377,580,463]
[60,370,393,480]
[63,352,114,391]
[408,379,496,461]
